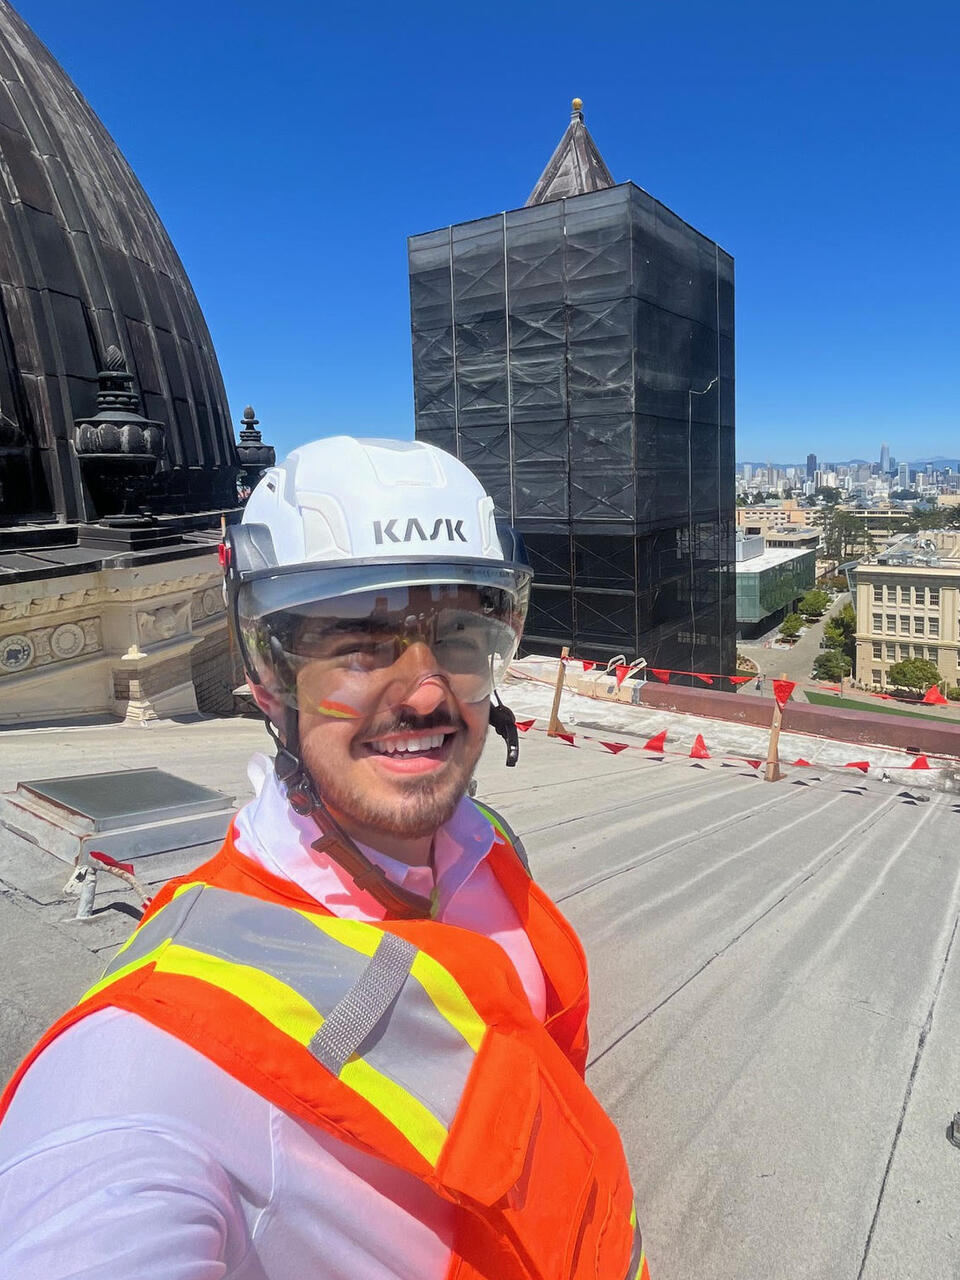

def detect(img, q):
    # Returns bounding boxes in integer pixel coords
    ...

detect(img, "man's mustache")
[364,707,464,737]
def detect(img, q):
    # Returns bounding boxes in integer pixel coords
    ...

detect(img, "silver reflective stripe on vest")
[310,932,415,1074]
[104,884,204,971]
[101,887,372,1011]
[625,1221,644,1279]
[98,885,481,1153]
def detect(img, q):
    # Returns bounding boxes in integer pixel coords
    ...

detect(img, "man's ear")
[249,681,286,727]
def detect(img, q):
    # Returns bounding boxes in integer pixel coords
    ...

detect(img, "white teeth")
[370,733,447,755]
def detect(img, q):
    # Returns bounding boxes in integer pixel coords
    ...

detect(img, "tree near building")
[799,588,830,618]
[779,612,803,640]
[822,602,857,661]
[813,650,851,680]
[814,507,875,560]
[886,657,942,695]
[902,505,960,534]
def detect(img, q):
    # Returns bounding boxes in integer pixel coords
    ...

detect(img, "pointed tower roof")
[525,98,616,206]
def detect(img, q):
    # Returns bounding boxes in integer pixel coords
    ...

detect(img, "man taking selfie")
[0,436,648,1280]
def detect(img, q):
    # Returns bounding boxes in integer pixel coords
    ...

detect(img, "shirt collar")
[234,754,495,921]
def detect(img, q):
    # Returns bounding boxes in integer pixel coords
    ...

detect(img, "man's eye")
[333,637,393,660]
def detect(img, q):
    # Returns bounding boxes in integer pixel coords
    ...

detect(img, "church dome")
[0,1,237,523]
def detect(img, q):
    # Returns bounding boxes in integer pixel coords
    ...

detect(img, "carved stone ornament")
[0,617,102,678]
[137,600,192,645]
[0,634,34,673]
[50,622,86,660]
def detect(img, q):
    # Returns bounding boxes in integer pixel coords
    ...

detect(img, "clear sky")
[16,0,959,465]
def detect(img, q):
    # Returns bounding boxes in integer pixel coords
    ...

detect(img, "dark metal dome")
[0,1,237,525]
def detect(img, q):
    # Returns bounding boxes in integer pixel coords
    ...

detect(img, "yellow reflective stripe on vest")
[339,1055,448,1165]
[81,885,482,1168]
[291,906,383,957]
[409,950,485,1052]
[624,1204,645,1280]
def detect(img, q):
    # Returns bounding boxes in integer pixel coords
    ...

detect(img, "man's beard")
[300,710,485,841]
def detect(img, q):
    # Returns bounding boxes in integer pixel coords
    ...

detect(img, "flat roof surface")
[736,544,816,572]
[1,714,959,1278]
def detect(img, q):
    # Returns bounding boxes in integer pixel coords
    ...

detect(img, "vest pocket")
[439,1031,601,1278]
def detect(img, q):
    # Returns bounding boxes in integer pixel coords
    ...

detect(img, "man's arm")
[0,1122,248,1280]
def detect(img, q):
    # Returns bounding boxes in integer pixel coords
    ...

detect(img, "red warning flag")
[728,675,753,686]
[581,660,597,672]
[793,757,813,767]
[600,741,630,755]
[745,758,762,769]
[908,754,931,769]
[615,665,631,686]
[922,685,949,705]
[89,850,134,875]
[643,729,667,752]
[694,673,714,685]
[772,679,796,709]
[556,732,576,746]
[845,761,870,772]
[689,734,710,759]
[650,669,671,683]
[515,719,535,733]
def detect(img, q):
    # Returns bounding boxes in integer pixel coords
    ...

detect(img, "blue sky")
[17,0,959,464]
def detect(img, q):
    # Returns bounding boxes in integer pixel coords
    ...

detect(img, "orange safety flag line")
[922,685,949,705]
[689,734,710,759]
[845,761,870,772]
[772,679,796,709]
[650,669,671,683]
[581,660,597,672]
[600,742,630,754]
[744,759,762,769]
[556,732,577,746]
[793,757,813,767]
[615,664,631,687]
[728,675,753,686]
[908,754,931,769]
[515,719,536,733]
[643,730,667,752]
[694,673,714,685]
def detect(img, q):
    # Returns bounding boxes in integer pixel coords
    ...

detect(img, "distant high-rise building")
[742,463,753,485]
[880,443,890,473]
[806,453,817,480]
[897,462,910,490]
[408,99,735,672]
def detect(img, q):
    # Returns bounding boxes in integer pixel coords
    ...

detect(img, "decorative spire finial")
[571,97,583,118]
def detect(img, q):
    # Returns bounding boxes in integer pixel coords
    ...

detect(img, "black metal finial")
[105,344,125,372]
[239,405,262,444]
[235,404,275,500]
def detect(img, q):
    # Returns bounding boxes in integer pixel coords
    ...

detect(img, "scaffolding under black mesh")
[409,183,735,675]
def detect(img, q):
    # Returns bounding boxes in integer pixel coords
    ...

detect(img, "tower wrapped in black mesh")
[408,105,735,674]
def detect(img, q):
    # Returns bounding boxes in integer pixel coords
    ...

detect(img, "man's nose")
[388,641,450,715]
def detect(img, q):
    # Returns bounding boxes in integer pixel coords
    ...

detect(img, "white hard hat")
[223,437,532,716]
[241,436,506,566]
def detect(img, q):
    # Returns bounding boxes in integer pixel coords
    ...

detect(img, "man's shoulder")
[0,1006,271,1161]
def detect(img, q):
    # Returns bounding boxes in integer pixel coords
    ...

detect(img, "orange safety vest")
[0,802,648,1280]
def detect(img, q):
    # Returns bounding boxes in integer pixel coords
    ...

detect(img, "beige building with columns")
[852,532,960,691]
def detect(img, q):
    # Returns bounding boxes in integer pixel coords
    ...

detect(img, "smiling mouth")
[363,729,456,760]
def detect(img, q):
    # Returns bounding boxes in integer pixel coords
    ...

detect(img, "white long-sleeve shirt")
[0,758,546,1279]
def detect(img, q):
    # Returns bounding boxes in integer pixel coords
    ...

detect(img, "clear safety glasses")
[236,562,529,720]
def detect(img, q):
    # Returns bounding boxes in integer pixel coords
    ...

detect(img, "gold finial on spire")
[572,97,583,113]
